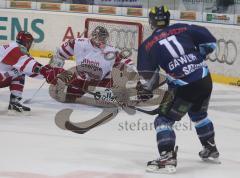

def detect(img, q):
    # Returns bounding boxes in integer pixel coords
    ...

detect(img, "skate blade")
[7,110,32,116]
[146,165,176,174]
[202,157,221,164]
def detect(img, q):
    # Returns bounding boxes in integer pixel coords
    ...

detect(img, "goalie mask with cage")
[90,26,109,49]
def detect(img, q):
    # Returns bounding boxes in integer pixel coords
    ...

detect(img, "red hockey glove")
[40,64,65,85]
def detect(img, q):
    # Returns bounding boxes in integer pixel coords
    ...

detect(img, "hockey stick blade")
[55,107,119,134]
[127,105,159,115]
[65,112,113,134]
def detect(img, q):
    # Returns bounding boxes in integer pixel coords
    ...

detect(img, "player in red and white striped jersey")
[0,31,68,113]
[51,26,135,102]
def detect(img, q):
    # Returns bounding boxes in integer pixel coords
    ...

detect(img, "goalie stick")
[54,81,166,135]
[55,68,189,135]
[54,60,187,134]
[60,80,167,133]
[54,68,174,134]
[55,107,119,134]
[83,78,167,114]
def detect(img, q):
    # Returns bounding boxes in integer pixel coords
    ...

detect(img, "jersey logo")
[77,39,86,42]
[145,27,187,51]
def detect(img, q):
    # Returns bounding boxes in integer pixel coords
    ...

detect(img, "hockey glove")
[57,70,76,84]
[40,64,65,85]
[136,81,153,102]
[49,48,66,68]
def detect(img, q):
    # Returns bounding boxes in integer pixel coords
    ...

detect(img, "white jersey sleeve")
[0,42,40,76]
[57,39,75,60]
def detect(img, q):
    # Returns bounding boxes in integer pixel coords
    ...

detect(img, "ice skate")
[199,138,221,164]
[146,146,178,174]
[8,94,31,115]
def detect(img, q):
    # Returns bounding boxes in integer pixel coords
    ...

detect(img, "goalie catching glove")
[136,81,154,102]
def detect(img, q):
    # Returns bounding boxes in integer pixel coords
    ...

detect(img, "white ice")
[0,58,239,178]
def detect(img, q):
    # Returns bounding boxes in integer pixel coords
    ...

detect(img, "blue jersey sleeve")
[189,25,217,57]
[137,43,158,80]
[137,43,161,90]
[189,25,216,46]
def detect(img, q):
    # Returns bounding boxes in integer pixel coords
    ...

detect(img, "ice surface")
[0,59,239,178]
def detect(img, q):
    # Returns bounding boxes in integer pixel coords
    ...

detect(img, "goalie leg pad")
[65,85,86,103]
[61,77,94,103]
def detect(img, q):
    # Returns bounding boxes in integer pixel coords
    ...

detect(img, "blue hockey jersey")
[137,23,216,87]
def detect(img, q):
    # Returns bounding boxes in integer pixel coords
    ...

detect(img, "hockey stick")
[55,77,166,134]
[65,69,186,134]
[55,68,190,134]
[54,79,166,134]
[84,88,160,115]
[83,79,167,116]
[83,67,189,116]
[54,61,187,134]
[55,107,119,134]
[23,81,46,104]
[54,70,187,135]
[23,64,70,105]
[55,86,159,135]
[23,30,87,105]
[127,105,160,115]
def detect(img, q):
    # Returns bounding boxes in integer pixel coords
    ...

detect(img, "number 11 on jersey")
[159,35,185,58]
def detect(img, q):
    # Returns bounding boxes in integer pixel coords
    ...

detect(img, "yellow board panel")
[29,50,74,60]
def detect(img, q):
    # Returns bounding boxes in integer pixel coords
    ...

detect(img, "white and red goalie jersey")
[58,38,134,81]
[0,42,40,80]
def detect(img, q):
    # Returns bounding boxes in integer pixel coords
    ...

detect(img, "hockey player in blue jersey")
[136,5,220,173]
